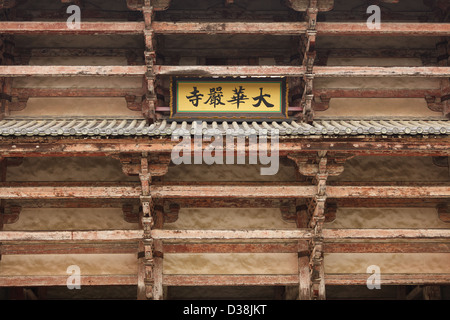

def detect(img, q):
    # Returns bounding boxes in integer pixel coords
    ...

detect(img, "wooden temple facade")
[0,0,449,300]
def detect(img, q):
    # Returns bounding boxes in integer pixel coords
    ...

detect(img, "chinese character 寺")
[186,87,204,107]
[227,86,249,109]
[205,87,225,108]
[252,88,274,108]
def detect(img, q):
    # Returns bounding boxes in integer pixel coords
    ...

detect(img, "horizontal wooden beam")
[0,66,146,77]
[151,21,308,35]
[326,186,450,199]
[3,241,449,255]
[1,22,448,37]
[2,273,448,287]
[0,242,137,255]
[314,89,442,99]
[0,183,448,200]
[316,22,450,36]
[0,230,143,241]
[11,87,146,98]
[163,275,299,286]
[0,182,140,199]
[325,274,450,286]
[0,275,137,287]
[0,22,145,34]
[154,66,450,78]
[323,242,450,253]
[323,229,450,240]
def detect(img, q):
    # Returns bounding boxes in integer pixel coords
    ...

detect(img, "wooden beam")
[0,66,146,77]
[0,242,138,255]
[0,22,145,35]
[0,183,448,200]
[0,275,137,287]
[163,275,299,286]
[153,66,450,78]
[0,230,143,241]
[316,22,450,36]
[325,274,450,285]
[151,21,308,35]
[11,88,146,98]
[163,243,298,253]
[326,185,450,199]
[0,182,140,199]
[323,229,450,240]
[323,242,450,253]
[0,138,448,158]
[1,21,448,37]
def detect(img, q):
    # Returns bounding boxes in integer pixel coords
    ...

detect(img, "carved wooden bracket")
[126,0,171,11]
[437,204,450,223]
[286,0,334,11]
[2,205,21,224]
[8,96,28,112]
[287,153,353,177]
[125,95,144,112]
[426,95,445,112]
[117,153,171,177]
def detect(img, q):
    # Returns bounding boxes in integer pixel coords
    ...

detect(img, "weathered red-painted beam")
[323,229,450,240]
[163,243,298,253]
[325,274,450,286]
[313,66,450,78]
[0,21,145,34]
[0,183,141,199]
[1,228,441,242]
[314,88,442,99]
[0,242,138,255]
[0,138,449,157]
[0,230,143,241]
[316,22,450,36]
[0,66,146,77]
[151,184,317,199]
[151,229,313,240]
[11,87,146,98]
[326,186,450,199]
[0,275,137,287]
[323,242,450,253]
[151,21,308,34]
[153,65,450,78]
[163,275,299,286]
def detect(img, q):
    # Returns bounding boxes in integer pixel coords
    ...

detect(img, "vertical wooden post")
[296,205,311,300]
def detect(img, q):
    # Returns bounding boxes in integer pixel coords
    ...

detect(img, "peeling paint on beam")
[0,230,144,241]
[154,65,306,77]
[163,243,298,253]
[325,274,450,285]
[0,243,138,255]
[323,242,450,253]
[163,275,299,286]
[323,229,450,240]
[0,22,145,35]
[0,66,146,77]
[151,185,317,199]
[326,186,450,199]
[152,21,308,35]
[314,66,450,78]
[316,22,450,36]
[0,275,137,287]
[152,229,312,240]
